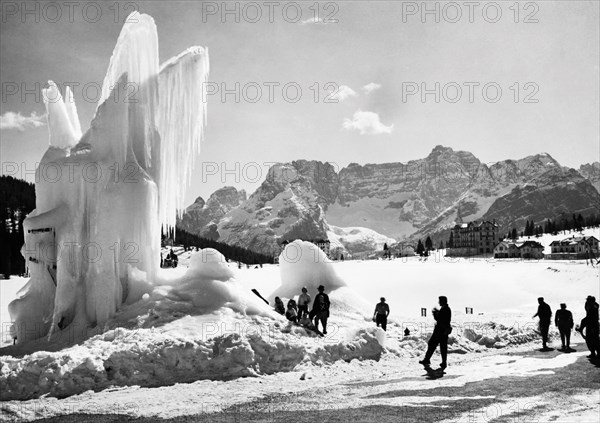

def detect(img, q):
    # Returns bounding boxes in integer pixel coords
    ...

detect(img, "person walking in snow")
[419,296,452,369]
[373,297,390,331]
[533,297,553,350]
[311,285,330,335]
[298,287,311,320]
[583,296,600,360]
[555,303,574,351]
[274,297,285,315]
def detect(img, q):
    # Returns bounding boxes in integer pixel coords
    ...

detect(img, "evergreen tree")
[439,240,444,249]
[425,236,433,251]
[511,228,518,239]
[448,232,454,248]
[416,240,425,256]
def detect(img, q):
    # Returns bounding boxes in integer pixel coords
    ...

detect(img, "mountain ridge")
[178,146,600,256]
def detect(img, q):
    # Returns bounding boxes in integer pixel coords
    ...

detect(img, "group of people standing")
[274,285,331,334]
[534,296,600,360]
[274,289,599,368]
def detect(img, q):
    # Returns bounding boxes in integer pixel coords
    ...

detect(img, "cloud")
[333,85,357,102]
[342,110,394,135]
[0,111,46,131]
[363,82,382,94]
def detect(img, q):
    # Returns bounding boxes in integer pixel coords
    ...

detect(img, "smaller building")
[494,240,544,259]
[493,241,520,258]
[548,235,599,260]
[518,240,544,259]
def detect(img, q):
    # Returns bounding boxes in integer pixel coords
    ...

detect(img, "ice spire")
[95,11,159,168]
[42,81,81,149]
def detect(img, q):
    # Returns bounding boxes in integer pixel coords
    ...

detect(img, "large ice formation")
[9,12,209,344]
[271,240,347,300]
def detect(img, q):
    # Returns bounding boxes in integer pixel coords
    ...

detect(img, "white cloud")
[0,111,46,131]
[363,82,382,94]
[333,85,357,102]
[342,110,394,135]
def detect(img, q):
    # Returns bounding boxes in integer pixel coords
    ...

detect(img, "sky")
[1,0,599,206]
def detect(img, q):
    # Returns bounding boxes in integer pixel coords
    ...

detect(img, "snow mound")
[271,240,346,301]
[461,322,553,348]
[167,249,269,316]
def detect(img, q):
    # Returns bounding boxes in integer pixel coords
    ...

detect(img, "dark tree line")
[507,213,600,240]
[0,176,36,277]
[415,236,434,256]
[165,228,274,265]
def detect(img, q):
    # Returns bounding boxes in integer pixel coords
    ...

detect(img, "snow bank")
[0,319,384,401]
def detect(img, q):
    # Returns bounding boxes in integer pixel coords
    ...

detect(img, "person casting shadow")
[419,296,452,370]
[555,303,573,351]
[533,297,552,351]
[373,297,390,331]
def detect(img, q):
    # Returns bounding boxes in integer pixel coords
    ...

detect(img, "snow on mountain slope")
[326,195,417,240]
[327,225,397,257]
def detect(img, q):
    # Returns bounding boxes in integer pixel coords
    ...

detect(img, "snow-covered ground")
[1,238,599,421]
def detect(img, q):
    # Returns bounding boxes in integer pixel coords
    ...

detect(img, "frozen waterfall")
[9,12,209,344]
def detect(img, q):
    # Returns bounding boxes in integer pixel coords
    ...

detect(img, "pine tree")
[425,236,433,251]
[448,232,454,248]
[439,240,444,249]
[416,240,425,256]
[511,228,518,239]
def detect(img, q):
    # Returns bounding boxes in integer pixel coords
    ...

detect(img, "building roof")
[551,235,599,246]
[495,241,521,249]
[518,240,544,249]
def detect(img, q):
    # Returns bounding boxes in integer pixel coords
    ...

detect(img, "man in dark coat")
[373,297,390,331]
[555,303,574,351]
[419,296,452,369]
[584,295,600,360]
[533,297,552,350]
[312,285,330,334]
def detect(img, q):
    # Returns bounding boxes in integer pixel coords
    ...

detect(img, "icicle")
[42,81,80,149]
[156,46,210,230]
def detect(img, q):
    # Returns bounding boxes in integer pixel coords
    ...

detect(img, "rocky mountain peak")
[208,186,246,207]
[179,148,600,257]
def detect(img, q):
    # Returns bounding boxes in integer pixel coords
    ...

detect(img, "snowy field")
[1,237,599,421]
